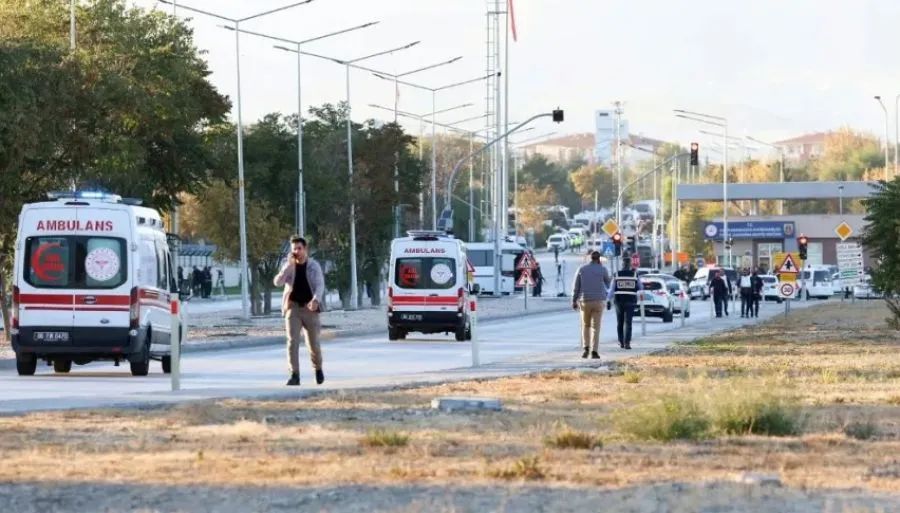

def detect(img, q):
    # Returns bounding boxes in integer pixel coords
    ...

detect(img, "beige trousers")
[285,303,322,374]
[580,300,604,352]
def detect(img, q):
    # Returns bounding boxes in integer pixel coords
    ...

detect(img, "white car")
[634,277,675,323]
[760,275,783,303]
[853,276,882,300]
[546,233,568,251]
[665,279,691,318]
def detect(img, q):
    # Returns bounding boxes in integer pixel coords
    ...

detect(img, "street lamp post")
[299,42,421,309]
[746,135,786,215]
[895,94,900,179]
[675,110,730,265]
[874,96,890,180]
[357,57,465,237]
[838,185,844,216]
[383,73,499,230]
[162,0,315,320]
[219,22,380,239]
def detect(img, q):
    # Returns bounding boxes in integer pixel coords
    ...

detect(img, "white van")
[387,230,475,341]
[797,265,833,300]
[465,240,522,295]
[10,191,184,376]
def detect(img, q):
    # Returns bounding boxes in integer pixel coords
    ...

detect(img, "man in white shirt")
[739,268,753,318]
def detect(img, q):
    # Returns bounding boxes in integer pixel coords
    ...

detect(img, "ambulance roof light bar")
[406,229,449,240]
[46,190,143,205]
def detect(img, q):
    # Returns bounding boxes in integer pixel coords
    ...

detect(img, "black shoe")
[619,340,625,348]
[625,342,631,350]
[315,369,324,385]
[581,348,589,359]
[590,351,600,359]
[286,373,300,386]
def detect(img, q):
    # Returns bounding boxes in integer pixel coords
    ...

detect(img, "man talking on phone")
[274,235,326,386]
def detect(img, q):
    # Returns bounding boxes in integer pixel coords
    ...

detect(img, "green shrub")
[360,429,410,447]
[544,429,603,450]
[614,395,711,441]
[709,389,803,437]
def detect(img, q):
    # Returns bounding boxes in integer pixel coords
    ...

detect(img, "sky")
[133,0,900,157]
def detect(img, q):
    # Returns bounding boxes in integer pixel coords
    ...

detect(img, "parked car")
[546,233,568,251]
[853,275,882,300]
[635,277,675,323]
[665,279,691,318]
[760,274,783,303]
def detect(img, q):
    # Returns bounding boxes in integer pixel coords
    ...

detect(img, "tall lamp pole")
[300,43,422,309]
[874,96,890,180]
[162,0,315,320]
[383,73,499,230]
[746,135,786,215]
[220,22,380,239]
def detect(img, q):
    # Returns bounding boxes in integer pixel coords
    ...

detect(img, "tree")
[679,202,713,260]
[0,0,228,335]
[516,185,558,235]
[182,180,291,315]
[569,164,616,208]
[813,128,883,181]
[862,179,900,328]
[517,155,580,212]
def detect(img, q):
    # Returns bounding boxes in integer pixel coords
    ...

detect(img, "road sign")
[602,240,614,256]
[778,282,795,299]
[834,221,854,241]
[516,269,533,287]
[601,219,619,238]
[631,253,640,268]
[516,252,536,271]
[836,241,864,287]
[775,252,800,274]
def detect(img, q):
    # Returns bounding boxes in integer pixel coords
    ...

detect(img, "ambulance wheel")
[455,325,467,342]
[161,355,172,374]
[662,309,674,323]
[53,359,72,374]
[130,340,151,377]
[388,326,399,341]
[16,354,37,376]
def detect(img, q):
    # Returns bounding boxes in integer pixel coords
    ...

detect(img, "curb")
[0,304,572,370]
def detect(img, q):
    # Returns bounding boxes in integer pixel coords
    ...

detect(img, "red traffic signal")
[612,232,622,243]
[797,234,808,246]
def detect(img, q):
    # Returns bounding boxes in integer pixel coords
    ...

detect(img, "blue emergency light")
[46,190,143,205]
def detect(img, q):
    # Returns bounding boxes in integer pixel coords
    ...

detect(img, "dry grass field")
[1,300,899,512]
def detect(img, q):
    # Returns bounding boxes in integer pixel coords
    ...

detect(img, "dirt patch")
[1,301,899,512]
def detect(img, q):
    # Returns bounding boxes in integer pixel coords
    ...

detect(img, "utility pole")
[613,101,624,223]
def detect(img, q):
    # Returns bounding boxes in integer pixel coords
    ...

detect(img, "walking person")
[711,270,730,318]
[572,250,612,359]
[274,235,326,387]
[739,268,753,317]
[608,255,643,349]
[750,269,763,317]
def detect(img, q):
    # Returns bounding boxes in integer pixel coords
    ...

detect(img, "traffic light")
[798,234,808,260]
[626,235,637,255]
[612,232,622,256]
[690,142,699,166]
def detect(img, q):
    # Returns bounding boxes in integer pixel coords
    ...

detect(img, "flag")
[508,0,518,42]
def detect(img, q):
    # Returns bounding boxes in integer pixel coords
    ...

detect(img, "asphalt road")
[0,292,821,414]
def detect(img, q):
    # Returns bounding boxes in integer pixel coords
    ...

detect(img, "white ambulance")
[387,230,477,341]
[10,191,185,376]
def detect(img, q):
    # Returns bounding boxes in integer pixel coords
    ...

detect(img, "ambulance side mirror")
[470,283,481,295]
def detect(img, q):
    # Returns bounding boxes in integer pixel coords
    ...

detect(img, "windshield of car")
[761,276,777,284]
[666,281,682,293]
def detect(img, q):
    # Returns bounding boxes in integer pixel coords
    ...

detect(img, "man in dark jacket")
[711,270,731,318]
[750,270,764,318]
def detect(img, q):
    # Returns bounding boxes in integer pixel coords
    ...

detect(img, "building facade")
[704,214,871,271]
[519,133,597,164]
[772,132,828,166]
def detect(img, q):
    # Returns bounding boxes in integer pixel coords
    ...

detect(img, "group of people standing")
[709,268,764,318]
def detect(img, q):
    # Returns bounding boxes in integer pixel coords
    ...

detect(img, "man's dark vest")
[614,269,638,304]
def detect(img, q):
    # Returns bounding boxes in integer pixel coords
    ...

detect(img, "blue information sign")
[703,221,796,240]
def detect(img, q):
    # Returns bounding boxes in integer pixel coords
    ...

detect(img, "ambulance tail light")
[387,286,393,313]
[457,287,465,312]
[129,287,140,329]
[11,286,19,330]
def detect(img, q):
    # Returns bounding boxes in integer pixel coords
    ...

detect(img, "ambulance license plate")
[400,313,422,321]
[33,332,70,342]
